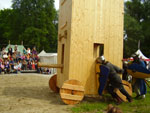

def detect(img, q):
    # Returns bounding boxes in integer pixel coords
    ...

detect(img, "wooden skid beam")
[38,62,63,68]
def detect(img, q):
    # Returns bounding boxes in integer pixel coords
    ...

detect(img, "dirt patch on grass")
[0,74,73,113]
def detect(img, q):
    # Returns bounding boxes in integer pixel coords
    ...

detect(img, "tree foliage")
[0,0,58,52]
[0,9,14,46]
[124,0,150,58]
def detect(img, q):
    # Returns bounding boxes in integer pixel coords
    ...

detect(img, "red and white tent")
[135,49,150,61]
[123,49,150,62]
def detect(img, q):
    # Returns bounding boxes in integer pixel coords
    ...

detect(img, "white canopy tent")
[38,50,46,56]
[38,50,57,74]
[135,49,149,61]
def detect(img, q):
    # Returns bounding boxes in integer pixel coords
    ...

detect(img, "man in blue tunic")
[132,54,147,99]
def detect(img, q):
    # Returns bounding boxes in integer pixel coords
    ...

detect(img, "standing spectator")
[14,45,18,53]
[8,46,13,56]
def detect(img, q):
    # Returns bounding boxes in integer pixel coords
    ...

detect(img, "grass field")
[71,82,150,113]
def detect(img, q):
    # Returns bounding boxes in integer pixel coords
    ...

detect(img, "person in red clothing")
[31,60,35,70]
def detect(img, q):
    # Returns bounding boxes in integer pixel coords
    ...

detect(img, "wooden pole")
[38,62,63,68]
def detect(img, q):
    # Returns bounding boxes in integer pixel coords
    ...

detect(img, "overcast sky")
[0,0,59,10]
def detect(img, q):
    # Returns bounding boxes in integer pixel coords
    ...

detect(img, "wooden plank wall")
[57,0,72,87]
[57,0,124,94]
[69,0,102,94]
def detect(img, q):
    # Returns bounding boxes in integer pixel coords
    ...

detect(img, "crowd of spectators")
[0,45,39,74]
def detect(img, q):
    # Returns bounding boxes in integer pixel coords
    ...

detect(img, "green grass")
[71,82,150,113]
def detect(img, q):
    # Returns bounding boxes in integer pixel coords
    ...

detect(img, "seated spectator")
[26,54,30,62]
[16,52,21,61]
[23,48,27,55]
[29,55,33,62]
[35,60,38,70]
[14,63,18,73]
[12,53,17,62]
[27,61,32,70]
[9,58,15,71]
[32,47,37,55]
[17,61,22,71]
[0,61,5,73]
[0,58,3,62]
[21,54,26,60]
[22,59,27,70]
[46,68,51,74]
[27,48,31,55]
[7,53,12,61]
[0,62,2,74]
[4,60,10,74]
[34,54,39,61]
[14,61,22,73]
[31,60,35,70]
[3,52,8,59]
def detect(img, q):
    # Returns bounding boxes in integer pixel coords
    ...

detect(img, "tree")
[124,0,150,58]
[11,0,57,52]
[0,9,15,48]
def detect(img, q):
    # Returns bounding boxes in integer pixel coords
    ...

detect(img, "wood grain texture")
[57,0,124,95]
[38,62,63,68]
[49,74,59,93]
[60,79,84,105]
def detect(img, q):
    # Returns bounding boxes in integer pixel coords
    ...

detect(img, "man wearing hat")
[96,56,132,103]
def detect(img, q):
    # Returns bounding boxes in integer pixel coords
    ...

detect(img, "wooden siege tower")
[57,0,124,95]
